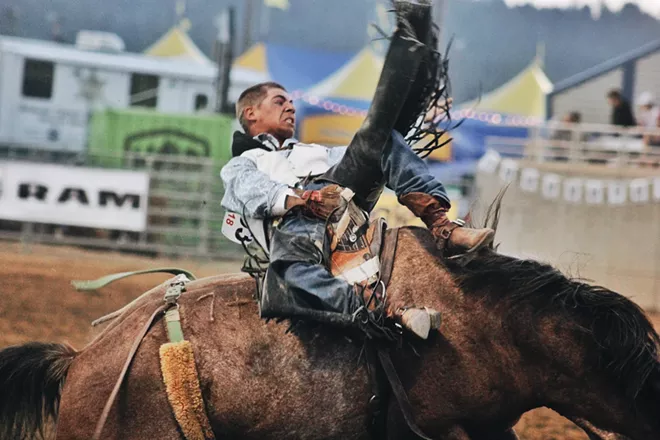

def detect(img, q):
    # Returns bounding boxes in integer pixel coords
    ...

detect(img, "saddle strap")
[379,228,399,289]
[72,268,197,291]
[377,348,433,440]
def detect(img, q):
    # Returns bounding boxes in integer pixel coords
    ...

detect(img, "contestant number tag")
[222,212,254,245]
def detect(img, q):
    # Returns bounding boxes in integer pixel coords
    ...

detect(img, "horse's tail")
[0,342,77,440]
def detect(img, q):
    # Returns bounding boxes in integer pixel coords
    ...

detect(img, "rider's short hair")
[236,82,287,132]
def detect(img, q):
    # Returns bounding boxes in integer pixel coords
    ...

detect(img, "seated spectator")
[607,89,636,127]
[552,111,582,141]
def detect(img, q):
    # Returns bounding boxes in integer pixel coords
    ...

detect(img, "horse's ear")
[463,212,472,226]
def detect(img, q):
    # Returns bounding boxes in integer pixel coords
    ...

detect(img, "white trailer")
[0,36,219,153]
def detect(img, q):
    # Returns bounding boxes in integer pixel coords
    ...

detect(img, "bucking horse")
[2,0,660,437]
[1,204,660,439]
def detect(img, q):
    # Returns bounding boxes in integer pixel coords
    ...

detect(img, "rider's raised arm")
[220,155,295,219]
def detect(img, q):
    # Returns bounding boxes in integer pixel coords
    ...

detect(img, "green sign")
[89,108,233,167]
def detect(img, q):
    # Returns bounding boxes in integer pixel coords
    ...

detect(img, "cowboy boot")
[398,192,495,255]
[393,307,442,340]
[356,284,441,340]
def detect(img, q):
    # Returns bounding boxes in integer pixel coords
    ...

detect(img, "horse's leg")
[568,417,626,440]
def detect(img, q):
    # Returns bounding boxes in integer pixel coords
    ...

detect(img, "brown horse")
[1,224,659,439]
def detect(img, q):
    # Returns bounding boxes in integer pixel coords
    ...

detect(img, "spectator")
[648,113,660,147]
[607,89,636,127]
[636,92,659,128]
[552,111,582,141]
[636,92,660,146]
[565,111,581,124]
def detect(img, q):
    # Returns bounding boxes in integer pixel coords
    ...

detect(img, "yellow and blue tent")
[296,47,383,146]
[459,57,552,119]
[296,46,452,161]
[230,42,354,103]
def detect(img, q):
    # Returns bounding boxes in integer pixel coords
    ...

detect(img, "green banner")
[89,108,233,167]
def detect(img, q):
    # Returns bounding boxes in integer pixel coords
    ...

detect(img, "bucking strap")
[367,228,434,440]
[378,348,433,440]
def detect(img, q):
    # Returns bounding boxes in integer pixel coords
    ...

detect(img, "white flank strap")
[338,256,380,284]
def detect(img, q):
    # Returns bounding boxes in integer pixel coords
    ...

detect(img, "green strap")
[71,268,196,291]
[165,308,185,343]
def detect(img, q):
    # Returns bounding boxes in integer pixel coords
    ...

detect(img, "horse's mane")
[446,194,660,398]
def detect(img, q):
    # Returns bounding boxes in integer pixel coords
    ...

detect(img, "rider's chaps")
[320,1,438,212]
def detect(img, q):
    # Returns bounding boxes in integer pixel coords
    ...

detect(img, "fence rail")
[487,121,660,168]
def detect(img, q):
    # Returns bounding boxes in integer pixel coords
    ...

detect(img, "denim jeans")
[262,130,449,317]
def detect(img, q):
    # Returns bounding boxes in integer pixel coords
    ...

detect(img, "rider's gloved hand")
[291,184,347,221]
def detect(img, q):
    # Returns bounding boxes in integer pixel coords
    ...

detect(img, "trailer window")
[22,59,54,99]
[194,94,209,111]
[130,73,159,108]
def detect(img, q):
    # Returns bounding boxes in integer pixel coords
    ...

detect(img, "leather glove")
[293,184,347,221]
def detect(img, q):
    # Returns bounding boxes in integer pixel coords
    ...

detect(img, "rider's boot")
[356,285,442,340]
[393,307,442,340]
[398,192,495,255]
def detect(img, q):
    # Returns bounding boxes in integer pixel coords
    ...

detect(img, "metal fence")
[0,148,245,260]
[485,121,660,167]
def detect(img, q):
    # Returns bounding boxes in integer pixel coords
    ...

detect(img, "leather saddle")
[328,199,387,288]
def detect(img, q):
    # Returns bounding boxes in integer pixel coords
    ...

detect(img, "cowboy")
[221,0,494,339]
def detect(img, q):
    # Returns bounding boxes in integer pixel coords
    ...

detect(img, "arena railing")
[522,122,660,167]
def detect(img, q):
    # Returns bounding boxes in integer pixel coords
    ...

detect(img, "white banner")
[541,174,561,199]
[498,159,519,183]
[0,161,149,231]
[607,181,627,205]
[477,149,501,174]
[563,178,583,203]
[654,177,660,202]
[629,178,650,203]
[520,168,540,193]
[585,180,605,205]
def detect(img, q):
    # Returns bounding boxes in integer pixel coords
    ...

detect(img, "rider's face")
[247,88,296,144]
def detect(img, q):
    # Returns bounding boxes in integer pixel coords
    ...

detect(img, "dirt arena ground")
[1,242,657,439]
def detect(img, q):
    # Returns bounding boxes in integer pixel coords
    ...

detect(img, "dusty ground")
[1,241,657,439]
